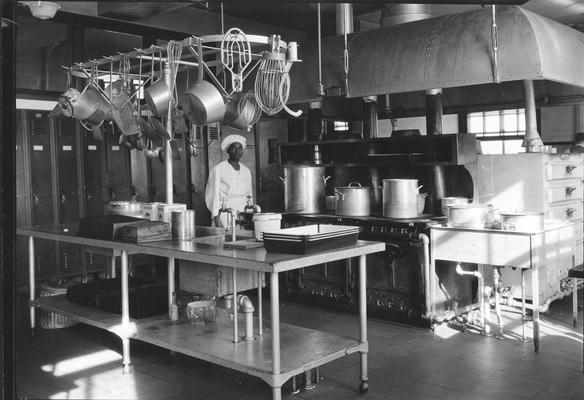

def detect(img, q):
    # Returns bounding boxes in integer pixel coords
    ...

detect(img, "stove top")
[283,212,443,225]
[282,213,445,240]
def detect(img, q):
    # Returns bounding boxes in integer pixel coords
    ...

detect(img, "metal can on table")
[171,210,196,239]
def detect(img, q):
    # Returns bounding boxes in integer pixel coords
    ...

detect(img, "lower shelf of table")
[32,295,366,386]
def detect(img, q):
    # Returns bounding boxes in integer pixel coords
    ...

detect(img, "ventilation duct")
[381,4,433,27]
[289,6,584,104]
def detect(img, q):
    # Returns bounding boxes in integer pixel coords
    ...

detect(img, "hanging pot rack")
[66,33,296,100]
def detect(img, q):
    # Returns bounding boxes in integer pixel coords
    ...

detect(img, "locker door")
[82,127,110,275]
[55,117,80,222]
[55,117,82,276]
[104,124,132,201]
[15,111,32,284]
[82,129,106,216]
[27,110,57,279]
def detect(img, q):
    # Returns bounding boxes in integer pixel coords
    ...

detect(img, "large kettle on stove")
[382,179,421,218]
[280,165,330,213]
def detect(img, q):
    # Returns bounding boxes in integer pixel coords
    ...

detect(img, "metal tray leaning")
[263,224,360,254]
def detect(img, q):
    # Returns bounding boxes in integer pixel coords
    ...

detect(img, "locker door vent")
[208,123,220,141]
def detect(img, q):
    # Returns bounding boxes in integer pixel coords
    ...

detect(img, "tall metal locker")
[103,123,133,201]
[15,111,33,284]
[23,109,57,280]
[82,129,107,216]
[81,127,110,275]
[54,117,83,277]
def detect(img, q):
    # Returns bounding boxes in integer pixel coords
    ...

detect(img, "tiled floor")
[15,288,584,400]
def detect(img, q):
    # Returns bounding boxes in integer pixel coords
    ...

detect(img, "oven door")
[364,239,426,326]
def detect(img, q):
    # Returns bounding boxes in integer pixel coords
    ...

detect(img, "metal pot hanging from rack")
[185,38,226,126]
[223,91,262,131]
[144,46,171,117]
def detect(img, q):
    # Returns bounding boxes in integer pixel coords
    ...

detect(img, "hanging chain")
[491,5,499,83]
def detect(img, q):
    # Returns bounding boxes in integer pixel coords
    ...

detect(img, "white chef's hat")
[221,134,247,152]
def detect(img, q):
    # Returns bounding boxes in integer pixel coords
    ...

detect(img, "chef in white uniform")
[205,134,253,228]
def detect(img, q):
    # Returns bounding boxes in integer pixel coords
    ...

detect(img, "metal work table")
[18,224,385,400]
[428,222,575,352]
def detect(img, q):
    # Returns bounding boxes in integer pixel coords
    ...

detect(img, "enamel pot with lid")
[334,182,372,216]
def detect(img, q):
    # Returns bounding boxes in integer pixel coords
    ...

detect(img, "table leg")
[233,268,239,343]
[531,267,540,352]
[168,257,175,307]
[272,386,282,400]
[573,277,578,328]
[358,254,369,393]
[270,272,281,400]
[110,252,117,279]
[258,271,263,336]
[521,270,527,342]
[120,249,132,373]
[28,236,36,335]
[428,239,436,321]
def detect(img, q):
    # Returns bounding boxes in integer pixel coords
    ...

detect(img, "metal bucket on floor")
[38,280,78,329]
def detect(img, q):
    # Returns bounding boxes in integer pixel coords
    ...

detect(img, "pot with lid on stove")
[334,182,372,216]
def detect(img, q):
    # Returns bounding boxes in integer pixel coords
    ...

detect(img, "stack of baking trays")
[263,224,360,254]
[66,277,168,319]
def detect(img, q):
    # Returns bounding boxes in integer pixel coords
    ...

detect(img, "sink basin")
[192,229,254,247]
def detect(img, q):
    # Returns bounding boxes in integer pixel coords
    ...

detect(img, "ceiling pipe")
[336,3,354,35]
[522,79,543,152]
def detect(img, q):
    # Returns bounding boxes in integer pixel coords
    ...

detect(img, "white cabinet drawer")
[546,162,583,180]
[546,181,583,203]
[546,201,583,221]
[575,220,584,243]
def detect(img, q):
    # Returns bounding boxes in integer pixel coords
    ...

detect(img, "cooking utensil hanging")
[144,46,172,117]
[223,90,262,131]
[185,38,225,126]
[220,27,252,93]
[254,37,302,117]
[109,55,142,138]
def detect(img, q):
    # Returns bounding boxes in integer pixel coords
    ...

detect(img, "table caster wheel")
[359,380,368,394]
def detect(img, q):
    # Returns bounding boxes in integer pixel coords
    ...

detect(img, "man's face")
[227,142,244,160]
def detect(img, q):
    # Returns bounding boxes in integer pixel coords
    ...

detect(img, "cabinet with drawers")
[476,153,583,305]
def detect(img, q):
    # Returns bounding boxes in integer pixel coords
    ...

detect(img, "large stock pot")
[382,179,420,218]
[281,165,329,213]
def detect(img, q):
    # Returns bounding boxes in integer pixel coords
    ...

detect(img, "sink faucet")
[218,198,238,242]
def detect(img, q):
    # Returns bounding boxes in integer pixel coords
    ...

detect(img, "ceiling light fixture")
[21,1,60,20]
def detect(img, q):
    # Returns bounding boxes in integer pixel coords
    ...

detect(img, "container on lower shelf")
[38,280,78,329]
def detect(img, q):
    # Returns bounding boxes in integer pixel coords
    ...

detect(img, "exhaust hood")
[289,6,584,104]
